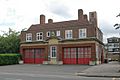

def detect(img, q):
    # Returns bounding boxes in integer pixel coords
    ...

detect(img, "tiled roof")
[27,20,89,31]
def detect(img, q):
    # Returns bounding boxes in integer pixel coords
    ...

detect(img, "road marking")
[5,78,22,80]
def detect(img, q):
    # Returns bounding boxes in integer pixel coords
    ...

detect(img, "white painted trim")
[50,46,57,58]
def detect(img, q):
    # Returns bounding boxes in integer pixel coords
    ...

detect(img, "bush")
[0,54,21,65]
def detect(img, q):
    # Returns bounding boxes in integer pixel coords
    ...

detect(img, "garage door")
[63,48,77,64]
[78,48,91,64]
[63,47,91,64]
[23,48,45,64]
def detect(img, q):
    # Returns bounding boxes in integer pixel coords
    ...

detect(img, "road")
[0,72,119,80]
[0,64,119,80]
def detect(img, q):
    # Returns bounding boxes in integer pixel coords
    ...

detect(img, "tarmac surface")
[77,61,120,78]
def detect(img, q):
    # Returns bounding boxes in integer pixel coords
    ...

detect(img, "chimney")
[78,9,83,20]
[48,19,53,23]
[40,14,45,24]
[83,14,88,22]
[89,11,97,27]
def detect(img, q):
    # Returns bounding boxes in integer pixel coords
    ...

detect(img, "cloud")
[100,21,120,43]
[7,8,16,17]
[47,1,72,18]
[100,21,119,36]
[0,22,15,26]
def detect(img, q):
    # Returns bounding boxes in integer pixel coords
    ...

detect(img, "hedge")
[0,54,21,65]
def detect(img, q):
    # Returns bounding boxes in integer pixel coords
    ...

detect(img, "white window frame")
[26,33,32,42]
[46,31,50,37]
[36,32,43,41]
[65,30,72,39]
[79,28,87,38]
[56,31,60,36]
[50,46,57,58]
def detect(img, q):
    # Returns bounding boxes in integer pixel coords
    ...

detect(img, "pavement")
[76,61,120,78]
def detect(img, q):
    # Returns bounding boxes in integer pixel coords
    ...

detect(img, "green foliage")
[0,54,21,65]
[0,28,20,53]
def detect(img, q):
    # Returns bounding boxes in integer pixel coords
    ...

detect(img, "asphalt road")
[0,64,119,80]
[0,73,118,80]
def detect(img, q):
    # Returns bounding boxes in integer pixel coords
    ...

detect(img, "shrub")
[0,54,21,65]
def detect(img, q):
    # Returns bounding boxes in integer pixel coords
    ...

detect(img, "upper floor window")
[36,32,43,41]
[79,28,86,38]
[108,39,112,42]
[116,39,119,42]
[56,31,60,36]
[108,48,113,52]
[46,31,50,37]
[65,30,72,39]
[26,33,32,42]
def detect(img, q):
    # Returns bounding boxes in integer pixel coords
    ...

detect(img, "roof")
[107,37,120,39]
[27,20,90,31]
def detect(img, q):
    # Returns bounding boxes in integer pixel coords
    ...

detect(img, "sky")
[0,0,120,43]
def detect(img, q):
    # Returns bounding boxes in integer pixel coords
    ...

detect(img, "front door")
[50,46,57,58]
[50,46,57,64]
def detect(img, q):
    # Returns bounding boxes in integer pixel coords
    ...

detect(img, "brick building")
[20,9,105,65]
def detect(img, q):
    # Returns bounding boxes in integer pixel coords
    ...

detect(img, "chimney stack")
[48,19,53,23]
[78,9,83,20]
[40,14,45,24]
[89,11,97,27]
[83,14,88,22]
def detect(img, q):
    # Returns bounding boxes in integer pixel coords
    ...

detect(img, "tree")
[0,28,20,53]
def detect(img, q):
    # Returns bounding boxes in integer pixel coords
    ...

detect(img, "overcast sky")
[0,0,120,43]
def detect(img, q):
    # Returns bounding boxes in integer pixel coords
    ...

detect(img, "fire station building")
[20,9,104,65]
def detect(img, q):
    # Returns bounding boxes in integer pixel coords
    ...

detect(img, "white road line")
[5,78,22,80]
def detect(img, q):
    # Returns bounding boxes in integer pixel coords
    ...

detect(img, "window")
[79,28,86,38]
[56,31,60,36]
[50,46,57,58]
[113,48,119,52]
[65,30,72,39]
[108,39,112,42]
[108,48,113,52]
[46,31,50,37]
[114,43,119,48]
[36,32,43,41]
[116,39,119,42]
[26,33,32,42]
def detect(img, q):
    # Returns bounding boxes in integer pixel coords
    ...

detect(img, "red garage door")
[23,48,45,64]
[63,47,91,64]
[24,49,34,64]
[63,48,77,64]
[78,48,91,64]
